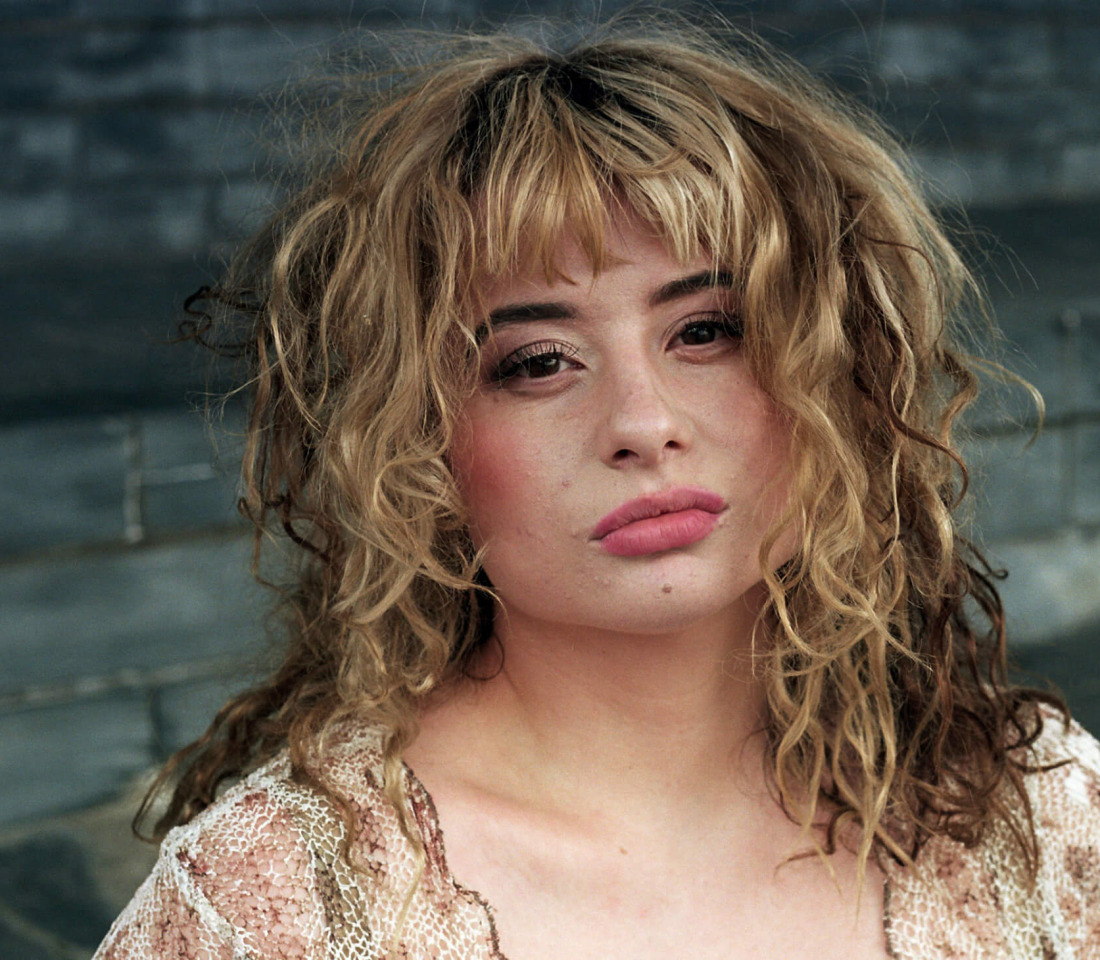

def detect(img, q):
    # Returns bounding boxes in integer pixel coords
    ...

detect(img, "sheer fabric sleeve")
[884,708,1100,958]
[1030,712,1100,955]
[93,771,330,960]
[92,835,236,960]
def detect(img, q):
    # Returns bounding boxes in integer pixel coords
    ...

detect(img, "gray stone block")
[83,106,267,182]
[898,86,1100,155]
[141,403,246,472]
[1011,618,1100,737]
[212,177,283,246]
[195,0,388,13]
[1075,423,1100,527]
[0,693,153,826]
[207,22,346,100]
[75,0,204,17]
[1055,24,1100,84]
[998,305,1100,422]
[910,144,1052,207]
[0,416,128,557]
[1,535,266,694]
[971,87,1100,149]
[976,202,1100,307]
[0,258,225,421]
[989,312,1074,425]
[156,672,254,754]
[143,472,242,533]
[0,115,78,190]
[961,203,1100,420]
[876,22,1055,87]
[139,405,246,534]
[962,427,1066,543]
[0,924,53,960]
[987,531,1100,646]
[0,32,72,107]
[0,832,116,950]
[771,22,877,80]
[1057,142,1100,200]
[73,181,209,258]
[59,25,207,104]
[140,406,222,471]
[0,0,73,22]
[736,0,1092,12]
[1081,312,1100,415]
[0,189,74,248]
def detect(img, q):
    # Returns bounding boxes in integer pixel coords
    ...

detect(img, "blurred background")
[2,0,1098,955]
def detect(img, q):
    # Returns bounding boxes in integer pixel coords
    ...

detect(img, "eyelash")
[491,339,580,384]
[489,312,743,385]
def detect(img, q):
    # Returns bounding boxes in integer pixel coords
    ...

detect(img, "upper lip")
[591,486,727,540]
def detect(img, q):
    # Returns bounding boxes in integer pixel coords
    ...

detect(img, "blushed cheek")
[450,415,536,548]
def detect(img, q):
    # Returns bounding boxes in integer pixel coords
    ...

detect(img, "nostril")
[612,448,635,462]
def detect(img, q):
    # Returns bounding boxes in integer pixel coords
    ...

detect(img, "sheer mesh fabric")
[884,710,1100,958]
[95,709,1100,959]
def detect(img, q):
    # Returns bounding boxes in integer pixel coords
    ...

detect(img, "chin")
[513,573,768,639]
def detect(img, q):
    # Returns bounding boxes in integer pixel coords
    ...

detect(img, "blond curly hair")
[146,19,1062,885]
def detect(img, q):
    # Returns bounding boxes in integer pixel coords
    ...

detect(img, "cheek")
[449,405,545,544]
[709,378,796,555]
[746,409,798,566]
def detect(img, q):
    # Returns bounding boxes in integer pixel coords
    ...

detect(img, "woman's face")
[451,212,795,639]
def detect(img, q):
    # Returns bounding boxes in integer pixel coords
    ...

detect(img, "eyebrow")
[483,270,735,334]
[649,270,735,307]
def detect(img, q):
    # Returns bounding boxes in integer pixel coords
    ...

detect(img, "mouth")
[591,486,727,557]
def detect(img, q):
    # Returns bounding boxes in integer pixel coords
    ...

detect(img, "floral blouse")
[94,709,1100,959]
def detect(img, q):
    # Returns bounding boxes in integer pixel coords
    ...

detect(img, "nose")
[597,359,692,468]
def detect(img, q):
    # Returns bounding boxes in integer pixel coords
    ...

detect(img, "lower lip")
[599,509,720,557]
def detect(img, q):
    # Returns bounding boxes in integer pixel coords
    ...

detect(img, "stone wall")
[2,0,1099,922]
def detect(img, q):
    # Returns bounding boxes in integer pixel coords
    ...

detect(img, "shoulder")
[96,741,357,960]
[885,704,1100,959]
[96,719,498,960]
[1024,707,1100,952]
[94,749,330,959]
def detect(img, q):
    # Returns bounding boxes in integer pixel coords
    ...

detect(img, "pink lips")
[592,487,726,557]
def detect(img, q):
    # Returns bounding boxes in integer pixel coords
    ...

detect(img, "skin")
[404,212,888,960]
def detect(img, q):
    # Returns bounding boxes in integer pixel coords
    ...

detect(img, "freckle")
[661,584,673,594]
[619,846,628,855]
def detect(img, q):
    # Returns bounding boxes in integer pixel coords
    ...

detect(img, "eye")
[674,312,744,347]
[491,339,580,385]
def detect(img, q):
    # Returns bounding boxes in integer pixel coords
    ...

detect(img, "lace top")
[94,710,1100,959]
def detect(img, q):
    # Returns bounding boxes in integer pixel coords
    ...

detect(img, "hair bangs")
[449,52,750,289]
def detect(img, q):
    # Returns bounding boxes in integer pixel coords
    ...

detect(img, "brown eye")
[491,340,580,385]
[680,323,719,345]
[515,354,565,378]
[676,314,744,347]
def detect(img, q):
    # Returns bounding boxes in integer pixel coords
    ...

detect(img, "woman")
[95,21,1100,960]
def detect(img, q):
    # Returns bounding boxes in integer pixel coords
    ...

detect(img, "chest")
[436,818,891,960]
[480,873,891,960]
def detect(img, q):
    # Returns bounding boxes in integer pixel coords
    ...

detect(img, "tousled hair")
[142,17,1064,887]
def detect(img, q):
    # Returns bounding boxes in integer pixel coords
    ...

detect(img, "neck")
[425,586,772,822]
